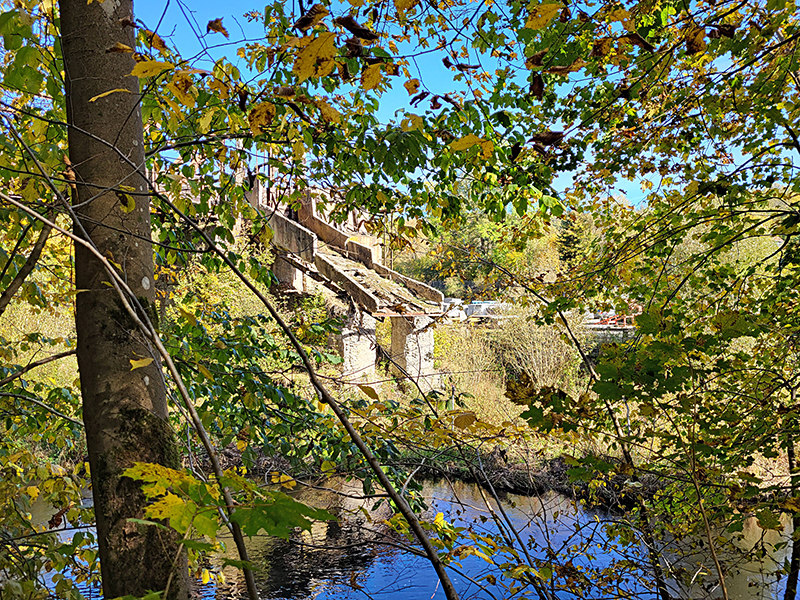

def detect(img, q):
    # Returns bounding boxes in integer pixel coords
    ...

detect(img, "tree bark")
[59,0,189,597]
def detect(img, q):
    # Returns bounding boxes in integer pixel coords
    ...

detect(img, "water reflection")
[209,481,796,600]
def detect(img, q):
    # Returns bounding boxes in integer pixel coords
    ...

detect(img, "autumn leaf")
[404,78,420,95]
[271,472,297,490]
[479,139,494,159]
[358,384,380,400]
[453,412,477,429]
[361,63,383,90]
[526,3,561,30]
[106,42,133,53]
[167,71,195,106]
[685,27,706,55]
[400,113,423,131]
[293,32,337,82]
[525,48,547,68]
[314,99,341,124]
[130,60,173,78]
[450,134,482,151]
[116,185,137,212]
[333,15,378,41]
[143,29,168,53]
[294,3,329,30]
[546,58,584,75]
[206,18,229,38]
[394,0,418,17]
[248,102,276,135]
[130,357,154,370]
[530,73,544,99]
[89,88,131,103]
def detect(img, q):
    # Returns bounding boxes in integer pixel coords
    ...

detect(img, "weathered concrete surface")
[390,315,437,389]
[336,307,377,381]
[372,263,444,305]
[345,239,379,267]
[315,254,381,313]
[267,210,317,262]
[271,255,307,292]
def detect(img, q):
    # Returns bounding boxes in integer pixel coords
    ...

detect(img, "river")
[32,480,792,600]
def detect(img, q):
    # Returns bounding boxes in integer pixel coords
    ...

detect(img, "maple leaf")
[206,18,229,38]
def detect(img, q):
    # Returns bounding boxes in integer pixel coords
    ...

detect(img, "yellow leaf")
[434,512,445,528]
[130,60,174,78]
[450,134,482,151]
[167,71,196,107]
[271,473,297,489]
[209,78,230,100]
[401,113,423,132]
[206,17,229,38]
[394,0,418,17]
[321,460,336,475]
[89,88,131,103]
[177,306,197,327]
[248,102,276,135]
[106,42,133,53]
[292,139,305,160]
[404,78,420,95]
[361,64,383,90]
[315,99,341,124]
[260,224,274,245]
[236,439,247,452]
[143,30,168,53]
[479,139,494,159]
[116,185,136,212]
[201,569,211,585]
[358,385,380,400]
[293,32,337,83]
[197,364,214,380]
[453,412,477,429]
[130,358,154,370]
[25,485,39,500]
[607,7,631,27]
[526,3,561,30]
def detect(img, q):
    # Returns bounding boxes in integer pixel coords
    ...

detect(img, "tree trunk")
[59,0,189,597]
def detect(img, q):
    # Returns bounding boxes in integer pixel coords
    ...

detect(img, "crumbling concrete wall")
[337,307,377,381]
[390,315,437,390]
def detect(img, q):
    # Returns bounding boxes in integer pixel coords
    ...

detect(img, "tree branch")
[0,222,52,318]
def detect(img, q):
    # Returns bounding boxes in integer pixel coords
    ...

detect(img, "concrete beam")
[266,210,317,262]
[372,263,444,305]
[314,254,380,313]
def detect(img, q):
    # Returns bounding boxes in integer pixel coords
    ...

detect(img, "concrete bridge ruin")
[261,190,444,389]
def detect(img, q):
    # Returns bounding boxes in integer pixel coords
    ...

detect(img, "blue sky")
[134,0,648,204]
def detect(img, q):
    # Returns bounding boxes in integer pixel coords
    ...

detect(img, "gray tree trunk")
[59,0,189,597]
